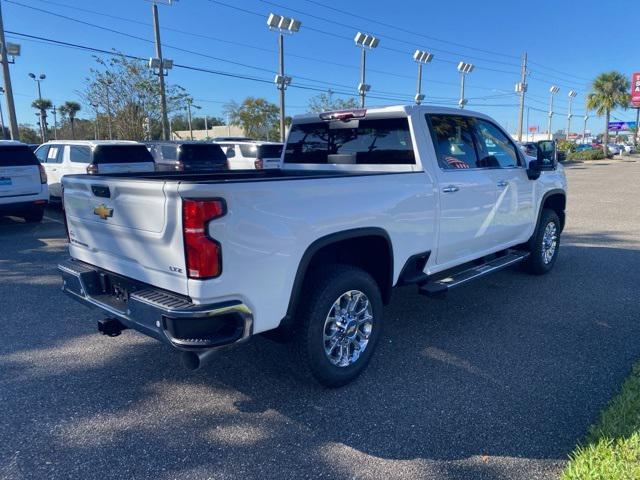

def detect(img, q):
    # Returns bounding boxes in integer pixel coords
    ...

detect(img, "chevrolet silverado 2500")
[59,105,567,386]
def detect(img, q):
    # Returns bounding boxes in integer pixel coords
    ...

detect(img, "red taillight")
[182,199,226,279]
[38,163,47,184]
[254,159,263,169]
[86,164,98,174]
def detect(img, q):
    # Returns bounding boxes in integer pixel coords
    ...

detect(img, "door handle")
[442,185,459,193]
[497,180,508,188]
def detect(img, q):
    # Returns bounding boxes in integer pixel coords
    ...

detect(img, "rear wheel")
[291,265,383,387]
[23,206,44,223]
[524,209,560,274]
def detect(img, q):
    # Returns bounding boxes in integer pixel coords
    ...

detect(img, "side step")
[419,251,529,297]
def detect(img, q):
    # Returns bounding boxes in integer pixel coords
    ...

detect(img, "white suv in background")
[35,140,155,199]
[216,141,283,169]
[0,141,49,223]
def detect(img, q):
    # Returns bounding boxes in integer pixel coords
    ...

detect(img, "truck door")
[426,114,499,266]
[471,119,534,246]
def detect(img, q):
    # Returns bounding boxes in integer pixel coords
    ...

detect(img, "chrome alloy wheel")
[323,290,373,367]
[541,221,558,264]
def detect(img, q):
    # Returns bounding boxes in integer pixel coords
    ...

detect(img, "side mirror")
[535,140,558,170]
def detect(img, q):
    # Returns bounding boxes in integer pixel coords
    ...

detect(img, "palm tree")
[31,98,52,142]
[586,71,630,155]
[59,101,81,139]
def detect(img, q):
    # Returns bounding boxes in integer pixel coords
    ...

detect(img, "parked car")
[0,141,48,222]
[146,141,228,172]
[215,141,284,169]
[59,105,567,387]
[606,144,620,155]
[623,144,637,154]
[575,144,592,152]
[35,140,155,199]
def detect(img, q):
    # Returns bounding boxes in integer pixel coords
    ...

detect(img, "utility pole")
[100,78,113,140]
[51,105,57,140]
[0,3,19,140]
[152,1,170,140]
[516,52,528,142]
[186,100,193,141]
[204,115,209,139]
[0,86,6,139]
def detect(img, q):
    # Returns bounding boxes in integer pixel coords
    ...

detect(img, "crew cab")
[0,141,48,223]
[59,105,567,387]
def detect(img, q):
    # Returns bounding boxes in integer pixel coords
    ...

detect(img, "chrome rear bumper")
[58,258,253,350]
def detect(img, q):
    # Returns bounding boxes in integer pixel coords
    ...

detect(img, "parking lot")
[1,158,639,480]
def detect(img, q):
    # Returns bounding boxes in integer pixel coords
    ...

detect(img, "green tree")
[58,101,81,139]
[223,97,281,140]
[18,124,40,144]
[308,91,359,112]
[81,55,190,140]
[586,71,630,155]
[31,98,52,141]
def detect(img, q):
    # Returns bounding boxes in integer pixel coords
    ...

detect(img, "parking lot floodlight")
[457,62,474,109]
[354,32,379,107]
[28,72,35,79]
[162,59,173,70]
[547,86,560,140]
[568,90,577,98]
[149,57,161,70]
[413,50,433,105]
[566,90,578,140]
[267,13,301,33]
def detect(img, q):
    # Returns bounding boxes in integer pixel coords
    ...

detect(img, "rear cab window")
[257,144,283,159]
[0,145,40,166]
[284,117,415,165]
[92,145,154,165]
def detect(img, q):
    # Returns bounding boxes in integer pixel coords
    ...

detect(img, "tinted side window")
[258,144,283,158]
[473,119,520,168]
[92,145,154,164]
[70,146,91,163]
[239,144,257,158]
[426,114,478,169]
[35,145,49,163]
[284,117,415,165]
[46,145,63,164]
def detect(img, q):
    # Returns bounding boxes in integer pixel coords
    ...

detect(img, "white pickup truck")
[59,105,567,387]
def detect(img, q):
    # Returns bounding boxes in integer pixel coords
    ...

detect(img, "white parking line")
[43,215,64,225]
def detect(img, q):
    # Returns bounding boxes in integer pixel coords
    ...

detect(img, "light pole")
[50,105,57,140]
[0,86,6,139]
[412,49,433,105]
[267,13,300,143]
[354,32,379,108]
[457,62,474,109]
[566,90,577,140]
[90,102,99,140]
[547,85,560,140]
[28,73,47,142]
[582,112,589,145]
[185,99,200,140]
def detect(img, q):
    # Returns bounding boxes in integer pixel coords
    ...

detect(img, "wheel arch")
[281,228,393,331]
[538,189,566,233]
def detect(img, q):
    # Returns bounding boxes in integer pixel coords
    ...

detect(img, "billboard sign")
[608,121,637,131]
[632,72,640,108]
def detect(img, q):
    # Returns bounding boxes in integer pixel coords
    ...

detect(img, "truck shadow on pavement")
[1,231,640,480]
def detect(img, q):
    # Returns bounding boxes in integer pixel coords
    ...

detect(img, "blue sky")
[2,0,637,135]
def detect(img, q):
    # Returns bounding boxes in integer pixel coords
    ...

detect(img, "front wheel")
[524,209,560,275]
[291,265,383,387]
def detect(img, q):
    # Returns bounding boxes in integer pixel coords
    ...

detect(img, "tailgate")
[0,165,41,197]
[98,162,155,174]
[63,175,188,295]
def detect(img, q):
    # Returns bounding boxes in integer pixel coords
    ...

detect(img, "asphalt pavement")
[1,158,640,480]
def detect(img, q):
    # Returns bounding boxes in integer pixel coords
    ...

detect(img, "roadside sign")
[632,72,640,108]
[608,121,637,131]
[528,126,538,133]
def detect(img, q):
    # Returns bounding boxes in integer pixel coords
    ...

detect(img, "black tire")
[524,209,560,275]
[290,264,383,387]
[23,206,45,223]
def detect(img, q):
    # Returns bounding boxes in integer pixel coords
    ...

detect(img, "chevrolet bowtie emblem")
[93,204,113,220]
